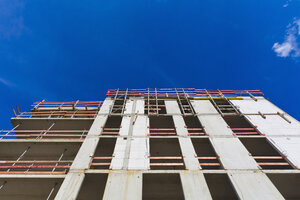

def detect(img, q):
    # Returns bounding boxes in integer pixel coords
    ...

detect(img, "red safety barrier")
[148,128,177,136]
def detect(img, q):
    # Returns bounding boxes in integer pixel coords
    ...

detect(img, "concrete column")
[180,171,212,200]
[165,100,200,170]
[55,99,112,200]
[103,171,142,200]
[128,115,149,170]
[228,171,284,200]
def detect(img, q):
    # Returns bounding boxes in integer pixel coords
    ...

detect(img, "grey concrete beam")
[180,171,212,200]
[103,171,142,200]
[228,171,284,200]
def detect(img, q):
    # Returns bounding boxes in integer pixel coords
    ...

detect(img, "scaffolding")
[1,88,299,200]
[106,88,263,98]
[13,101,103,118]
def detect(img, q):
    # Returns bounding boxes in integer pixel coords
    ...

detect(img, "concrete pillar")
[55,99,112,200]
[103,171,142,200]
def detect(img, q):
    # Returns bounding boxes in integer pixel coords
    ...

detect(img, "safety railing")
[0,160,72,174]
[14,110,99,118]
[100,127,120,136]
[145,104,166,115]
[90,157,112,169]
[13,100,103,118]
[197,156,222,169]
[186,126,206,136]
[253,156,293,169]
[32,100,103,110]
[149,156,185,169]
[0,130,88,140]
[148,128,177,136]
[106,88,264,98]
[229,126,262,136]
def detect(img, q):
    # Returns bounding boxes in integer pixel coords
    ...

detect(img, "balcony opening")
[77,173,108,200]
[150,138,185,170]
[210,98,239,115]
[8,120,93,140]
[191,138,222,169]
[91,138,117,169]
[183,116,206,136]
[101,116,122,135]
[204,174,238,200]
[177,99,195,115]
[145,100,166,115]
[111,97,126,114]
[267,173,300,200]
[0,142,81,174]
[239,138,293,169]
[149,116,176,136]
[0,178,63,200]
[223,116,260,135]
[142,173,184,200]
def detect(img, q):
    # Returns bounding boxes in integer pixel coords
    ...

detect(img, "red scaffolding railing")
[13,100,103,118]
[32,100,103,110]
[149,156,185,169]
[0,130,89,140]
[148,128,177,136]
[229,126,263,136]
[253,156,293,168]
[106,88,264,98]
[90,156,113,169]
[186,127,206,136]
[0,160,72,174]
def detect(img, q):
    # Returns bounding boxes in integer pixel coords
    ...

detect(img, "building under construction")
[0,88,299,200]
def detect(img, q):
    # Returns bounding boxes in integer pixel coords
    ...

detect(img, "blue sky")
[0,0,299,128]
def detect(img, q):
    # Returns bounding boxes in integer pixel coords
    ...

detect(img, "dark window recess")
[77,173,108,200]
[0,142,81,173]
[0,178,63,200]
[177,99,195,115]
[111,97,126,114]
[183,116,206,136]
[239,138,293,169]
[101,116,122,135]
[204,174,239,200]
[267,173,300,200]
[144,100,166,115]
[191,138,222,169]
[143,173,185,200]
[150,138,185,170]
[90,138,117,169]
[149,116,177,136]
[210,98,239,115]
[223,115,261,136]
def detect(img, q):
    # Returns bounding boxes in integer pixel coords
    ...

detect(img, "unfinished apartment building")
[0,88,299,200]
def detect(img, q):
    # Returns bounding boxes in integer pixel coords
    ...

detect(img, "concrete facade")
[0,89,299,199]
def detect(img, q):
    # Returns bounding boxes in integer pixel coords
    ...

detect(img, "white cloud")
[0,78,15,87]
[283,0,292,7]
[272,18,300,57]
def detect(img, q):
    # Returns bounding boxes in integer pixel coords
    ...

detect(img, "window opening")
[191,138,222,169]
[204,174,239,200]
[149,138,185,170]
[145,100,166,115]
[223,116,262,136]
[148,116,177,136]
[91,138,117,169]
[239,138,294,169]
[183,116,206,136]
[77,173,108,200]
[101,116,122,136]
[267,173,300,200]
[142,173,185,200]
[175,88,195,115]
